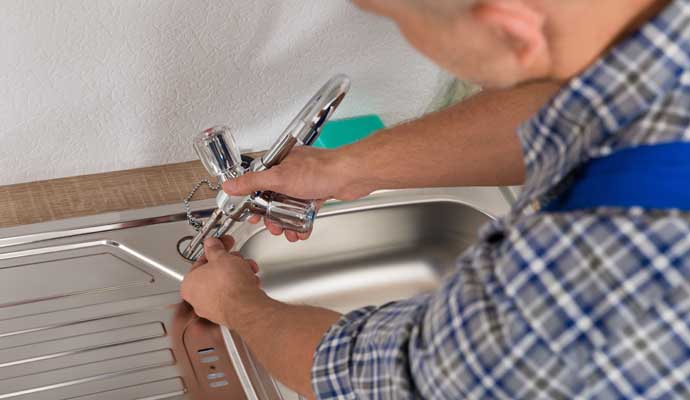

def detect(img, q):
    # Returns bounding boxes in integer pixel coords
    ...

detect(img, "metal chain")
[183,179,221,231]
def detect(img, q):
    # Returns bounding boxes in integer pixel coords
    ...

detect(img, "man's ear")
[472,0,547,67]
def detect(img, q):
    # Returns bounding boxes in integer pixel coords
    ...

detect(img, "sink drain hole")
[177,236,196,262]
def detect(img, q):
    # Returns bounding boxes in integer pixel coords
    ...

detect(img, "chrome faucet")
[181,74,351,261]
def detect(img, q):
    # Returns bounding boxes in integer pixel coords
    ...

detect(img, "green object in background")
[313,115,385,149]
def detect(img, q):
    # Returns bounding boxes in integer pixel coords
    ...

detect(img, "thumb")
[204,238,227,262]
[222,170,281,196]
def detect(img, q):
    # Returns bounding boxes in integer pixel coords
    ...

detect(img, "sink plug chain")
[183,179,221,231]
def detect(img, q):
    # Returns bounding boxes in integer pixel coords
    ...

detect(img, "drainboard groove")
[0,356,179,400]
[62,377,186,400]
[0,321,166,351]
[0,291,180,333]
[0,322,166,369]
[0,337,172,382]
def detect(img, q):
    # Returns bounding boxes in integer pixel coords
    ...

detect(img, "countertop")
[0,160,222,229]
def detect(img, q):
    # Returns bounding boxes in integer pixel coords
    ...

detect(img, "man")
[182,0,690,398]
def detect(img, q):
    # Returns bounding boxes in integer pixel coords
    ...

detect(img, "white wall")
[0,1,446,185]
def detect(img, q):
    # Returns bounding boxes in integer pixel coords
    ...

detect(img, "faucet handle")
[194,126,245,182]
[258,192,316,234]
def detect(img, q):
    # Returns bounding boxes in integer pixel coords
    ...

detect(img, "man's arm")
[223,81,561,201]
[233,299,341,398]
[180,238,340,398]
[339,81,561,191]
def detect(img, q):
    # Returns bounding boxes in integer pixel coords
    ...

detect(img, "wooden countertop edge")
[0,153,262,229]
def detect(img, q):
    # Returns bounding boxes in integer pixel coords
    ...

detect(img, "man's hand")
[223,146,376,242]
[180,236,269,328]
[180,236,342,398]
[224,147,370,201]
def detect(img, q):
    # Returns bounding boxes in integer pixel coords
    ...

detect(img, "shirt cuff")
[311,306,378,399]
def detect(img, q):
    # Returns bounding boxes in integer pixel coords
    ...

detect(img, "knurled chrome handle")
[193,126,244,182]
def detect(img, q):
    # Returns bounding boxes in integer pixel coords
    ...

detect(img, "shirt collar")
[515,0,690,209]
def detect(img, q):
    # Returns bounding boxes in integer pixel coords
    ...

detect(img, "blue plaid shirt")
[311,1,690,399]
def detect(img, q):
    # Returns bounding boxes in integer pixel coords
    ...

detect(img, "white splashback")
[0,1,445,185]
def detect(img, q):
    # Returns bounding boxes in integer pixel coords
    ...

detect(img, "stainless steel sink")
[0,187,509,399]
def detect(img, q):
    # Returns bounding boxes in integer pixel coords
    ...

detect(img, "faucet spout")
[252,74,350,172]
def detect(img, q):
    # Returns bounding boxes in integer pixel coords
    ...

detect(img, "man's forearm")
[230,296,341,399]
[340,81,562,190]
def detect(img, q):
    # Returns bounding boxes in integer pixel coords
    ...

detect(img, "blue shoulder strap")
[543,142,690,212]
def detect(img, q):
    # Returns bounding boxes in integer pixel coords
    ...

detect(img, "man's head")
[353,0,669,87]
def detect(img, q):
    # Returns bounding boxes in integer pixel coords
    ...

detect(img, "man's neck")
[547,0,672,80]
[615,0,671,43]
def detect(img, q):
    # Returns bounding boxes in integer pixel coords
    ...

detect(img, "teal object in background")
[313,115,385,149]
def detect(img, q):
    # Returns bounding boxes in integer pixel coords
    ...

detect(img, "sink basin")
[243,200,489,312]
[0,187,507,399]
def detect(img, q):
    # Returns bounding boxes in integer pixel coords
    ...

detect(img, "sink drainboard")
[0,205,277,399]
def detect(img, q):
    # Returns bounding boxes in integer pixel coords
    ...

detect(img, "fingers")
[191,235,234,269]
[203,238,228,262]
[264,218,284,236]
[197,237,257,274]
[285,230,299,242]
[180,278,192,302]
[247,260,259,274]
[256,216,303,242]
[219,235,235,251]
[180,269,198,302]
[222,169,282,196]
[190,255,207,270]
[229,251,259,274]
